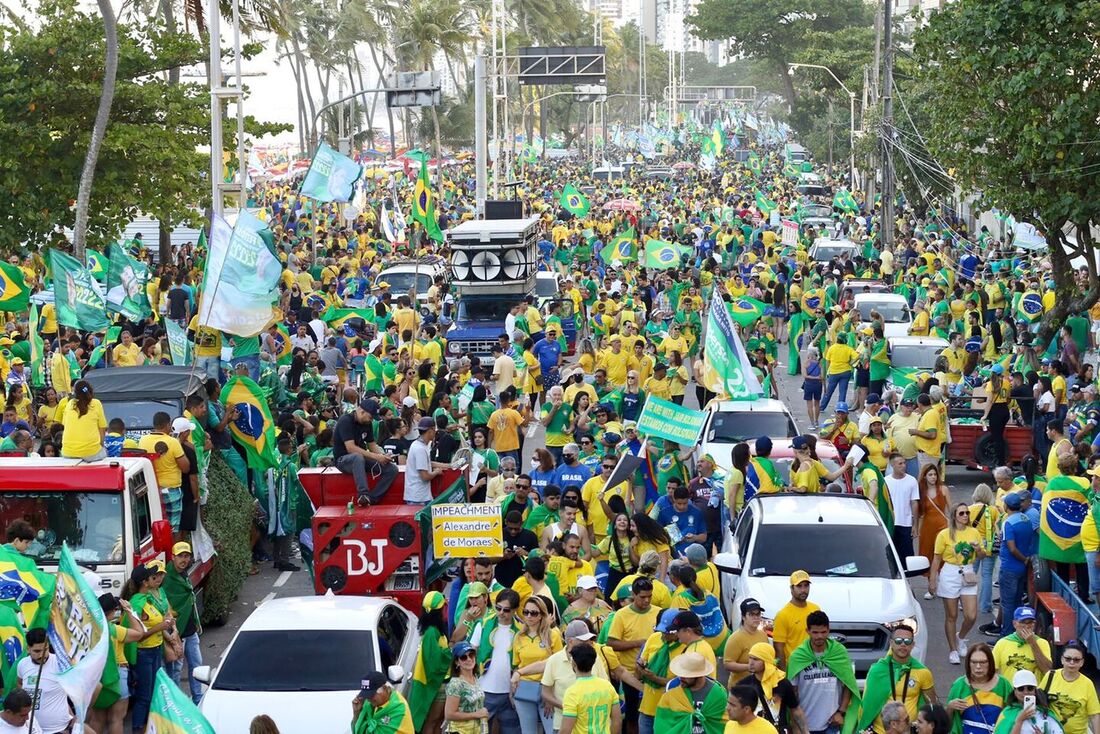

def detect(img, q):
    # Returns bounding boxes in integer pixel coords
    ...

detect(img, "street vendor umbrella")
[603,198,642,212]
[672,161,695,170]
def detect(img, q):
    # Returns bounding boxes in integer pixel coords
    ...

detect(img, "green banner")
[50,249,109,332]
[165,319,192,366]
[105,242,152,322]
[637,395,707,445]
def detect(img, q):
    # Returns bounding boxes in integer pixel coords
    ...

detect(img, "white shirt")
[290,334,316,352]
[404,438,434,503]
[17,656,68,734]
[504,312,517,340]
[309,318,326,345]
[477,625,515,694]
[0,715,42,734]
[857,410,877,436]
[884,473,920,527]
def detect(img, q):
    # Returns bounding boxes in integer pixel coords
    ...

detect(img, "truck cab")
[84,366,207,437]
[0,457,210,595]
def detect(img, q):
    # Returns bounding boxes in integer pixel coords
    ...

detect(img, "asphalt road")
[198,349,990,701]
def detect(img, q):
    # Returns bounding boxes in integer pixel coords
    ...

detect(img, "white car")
[375,257,449,313]
[695,399,799,470]
[196,596,419,734]
[885,336,949,394]
[716,493,929,679]
[808,238,860,262]
[853,292,913,338]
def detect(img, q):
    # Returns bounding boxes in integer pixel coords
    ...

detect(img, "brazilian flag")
[320,306,376,331]
[601,228,637,263]
[411,158,444,243]
[0,545,55,630]
[1018,290,1044,323]
[0,263,29,312]
[755,190,777,216]
[220,376,279,470]
[86,250,109,281]
[0,605,24,695]
[746,152,763,177]
[727,296,767,327]
[833,189,860,215]
[801,288,826,314]
[560,183,591,218]
[1039,475,1089,563]
[273,323,293,366]
[644,240,681,269]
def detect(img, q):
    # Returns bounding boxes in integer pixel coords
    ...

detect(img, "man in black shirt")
[333,399,398,505]
[494,511,538,588]
[166,275,190,325]
[1010,371,1035,426]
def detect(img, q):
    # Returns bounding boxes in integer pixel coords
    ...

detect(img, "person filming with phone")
[993,670,1065,734]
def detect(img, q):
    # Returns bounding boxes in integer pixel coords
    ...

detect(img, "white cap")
[576,575,598,590]
[402,396,418,408]
[171,417,193,436]
[1012,670,1038,688]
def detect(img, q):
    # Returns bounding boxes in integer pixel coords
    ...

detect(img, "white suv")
[716,493,929,679]
[694,399,798,470]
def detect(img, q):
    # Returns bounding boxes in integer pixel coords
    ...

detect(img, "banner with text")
[702,291,765,400]
[431,503,504,558]
[781,219,799,247]
[636,395,707,445]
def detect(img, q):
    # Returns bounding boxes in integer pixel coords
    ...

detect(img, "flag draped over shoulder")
[653,678,728,734]
[755,190,777,216]
[300,141,363,203]
[0,545,55,630]
[726,296,767,327]
[1040,475,1089,563]
[412,159,444,243]
[146,667,217,733]
[0,605,24,694]
[0,262,29,313]
[408,628,452,729]
[50,250,108,332]
[198,213,282,337]
[47,544,109,729]
[220,376,279,470]
[858,656,929,732]
[788,640,861,734]
[559,183,591,218]
[105,242,152,322]
[644,239,681,269]
[352,691,415,734]
[702,292,764,400]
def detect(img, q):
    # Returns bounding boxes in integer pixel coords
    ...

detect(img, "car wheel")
[974,434,998,469]
[1032,556,1052,596]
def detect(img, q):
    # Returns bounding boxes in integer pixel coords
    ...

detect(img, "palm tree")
[72,0,119,260]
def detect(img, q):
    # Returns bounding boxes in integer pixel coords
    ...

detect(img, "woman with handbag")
[929,502,985,666]
[125,562,179,733]
[509,595,563,734]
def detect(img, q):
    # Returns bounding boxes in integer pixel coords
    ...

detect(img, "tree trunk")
[291,36,316,147]
[367,43,396,157]
[1037,224,1100,346]
[72,0,119,259]
[778,57,796,110]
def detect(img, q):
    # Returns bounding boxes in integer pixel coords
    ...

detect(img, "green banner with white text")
[637,395,707,445]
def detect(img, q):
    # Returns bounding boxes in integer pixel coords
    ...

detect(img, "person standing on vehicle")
[0,689,42,734]
[351,671,414,734]
[772,571,821,671]
[60,380,107,461]
[979,364,1012,468]
[786,611,858,734]
[16,629,74,734]
[163,542,203,704]
[170,417,200,542]
[138,412,189,532]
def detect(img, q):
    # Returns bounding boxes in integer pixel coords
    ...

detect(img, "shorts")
[117,665,130,700]
[855,367,870,388]
[803,381,823,400]
[938,562,978,598]
[162,487,183,531]
[484,692,519,729]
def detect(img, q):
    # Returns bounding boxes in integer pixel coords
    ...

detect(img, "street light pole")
[787,62,859,189]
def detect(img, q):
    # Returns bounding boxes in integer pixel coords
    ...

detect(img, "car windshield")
[535,277,559,298]
[812,246,855,261]
[803,205,832,218]
[214,630,376,691]
[856,301,910,323]
[377,272,433,295]
[749,524,899,579]
[0,491,125,565]
[99,399,179,433]
[708,411,795,442]
[457,299,512,322]
[890,345,944,369]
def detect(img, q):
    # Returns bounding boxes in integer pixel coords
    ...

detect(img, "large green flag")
[0,604,24,695]
[28,303,44,388]
[644,239,681,269]
[559,183,591,218]
[0,262,29,313]
[1039,475,1089,563]
[85,250,109,281]
[300,141,363,203]
[220,376,279,470]
[50,250,108,332]
[146,668,217,734]
[411,158,445,243]
[198,213,282,337]
[164,319,192,366]
[755,190,778,216]
[726,296,767,327]
[105,242,152,321]
[833,189,860,215]
[702,292,764,400]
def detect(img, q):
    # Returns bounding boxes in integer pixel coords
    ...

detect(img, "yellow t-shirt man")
[138,433,186,489]
[772,600,821,661]
[562,675,619,734]
[913,408,943,456]
[824,343,858,376]
[993,634,1051,682]
[112,341,142,367]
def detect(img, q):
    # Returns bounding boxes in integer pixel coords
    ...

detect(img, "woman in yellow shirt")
[929,503,984,665]
[668,351,689,405]
[862,417,893,472]
[60,381,107,460]
[6,384,33,429]
[510,596,563,728]
[630,514,671,584]
[36,387,63,432]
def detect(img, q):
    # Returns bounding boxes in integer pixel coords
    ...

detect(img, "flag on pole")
[50,250,108,332]
[643,240,681,269]
[146,668,217,734]
[28,303,44,388]
[709,121,727,156]
[220,376,279,470]
[85,251,109,281]
[47,543,109,732]
[833,189,860,215]
[164,319,192,366]
[300,141,363,203]
[412,159,445,243]
[105,242,152,322]
[702,292,764,400]
[755,190,778,217]
[600,228,637,263]
[198,212,282,337]
[559,183,591,218]
[0,262,29,312]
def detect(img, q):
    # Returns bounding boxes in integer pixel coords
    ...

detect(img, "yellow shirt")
[639,632,670,716]
[60,399,107,458]
[511,628,563,681]
[611,574,671,609]
[723,629,770,667]
[726,718,781,734]
[112,342,142,367]
[607,605,661,673]
[913,409,942,456]
[136,596,166,649]
[933,526,982,565]
[670,638,717,669]
[1040,670,1100,734]
[562,675,619,734]
[600,350,632,386]
[772,601,821,655]
[581,475,630,542]
[488,408,525,453]
[824,343,858,376]
[943,347,966,385]
[870,665,936,734]
[138,433,185,488]
[791,460,829,493]
[1082,510,1100,553]
[49,352,72,395]
[187,315,222,358]
[643,376,672,400]
[993,635,1051,681]
[548,555,594,598]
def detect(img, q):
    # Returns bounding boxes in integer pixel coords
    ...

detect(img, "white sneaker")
[957,638,969,655]
[949,650,961,665]
[923,591,934,600]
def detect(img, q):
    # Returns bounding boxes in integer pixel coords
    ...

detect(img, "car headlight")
[884,617,919,635]
[447,342,461,355]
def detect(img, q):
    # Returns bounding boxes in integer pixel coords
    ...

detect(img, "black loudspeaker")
[485,200,524,220]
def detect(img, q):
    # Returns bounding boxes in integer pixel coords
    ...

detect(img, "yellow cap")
[172,541,192,556]
[789,570,811,586]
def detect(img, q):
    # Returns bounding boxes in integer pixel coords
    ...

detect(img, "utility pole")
[881,0,895,247]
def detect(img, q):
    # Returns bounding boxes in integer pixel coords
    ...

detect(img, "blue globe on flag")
[233,403,266,440]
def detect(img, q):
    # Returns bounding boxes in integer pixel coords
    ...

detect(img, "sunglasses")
[524,609,542,617]
[957,510,970,516]
[1063,655,1084,663]
[494,604,512,613]
[602,465,616,470]
[516,484,531,489]
[892,637,914,646]
[458,651,476,661]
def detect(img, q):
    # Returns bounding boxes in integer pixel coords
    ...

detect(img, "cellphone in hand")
[1023,695,1036,710]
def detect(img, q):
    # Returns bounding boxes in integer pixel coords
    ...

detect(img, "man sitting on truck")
[334,398,398,507]
[138,412,190,533]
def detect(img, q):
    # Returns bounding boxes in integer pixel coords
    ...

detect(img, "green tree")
[686,0,871,107]
[913,0,1100,343]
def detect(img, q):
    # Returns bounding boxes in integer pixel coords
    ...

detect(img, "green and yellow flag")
[0,544,55,630]
[28,303,44,389]
[411,158,444,243]
[146,668,216,733]
[644,239,681,269]
[220,376,279,470]
[0,605,25,694]
[560,183,591,218]
[0,262,30,312]
[601,228,637,263]
[408,627,452,729]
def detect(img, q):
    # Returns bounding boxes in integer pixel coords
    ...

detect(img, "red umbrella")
[672,161,695,170]
[603,198,642,212]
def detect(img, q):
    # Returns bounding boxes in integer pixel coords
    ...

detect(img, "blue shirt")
[532,339,563,375]
[655,501,706,555]
[529,468,557,496]
[1000,512,1037,574]
[554,462,593,491]
[103,433,124,458]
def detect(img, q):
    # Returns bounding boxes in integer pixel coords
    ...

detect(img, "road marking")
[273,571,292,588]
[258,591,276,605]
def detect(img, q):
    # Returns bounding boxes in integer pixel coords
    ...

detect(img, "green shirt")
[541,402,573,447]
[469,401,495,426]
